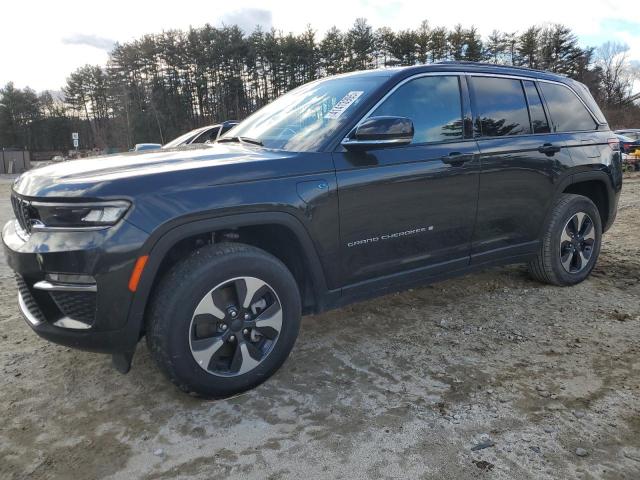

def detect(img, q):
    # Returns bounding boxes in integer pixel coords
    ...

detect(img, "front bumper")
[3,218,150,353]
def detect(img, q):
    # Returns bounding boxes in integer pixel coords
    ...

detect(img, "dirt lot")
[0,173,639,480]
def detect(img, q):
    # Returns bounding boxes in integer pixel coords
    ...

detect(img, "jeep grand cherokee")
[3,62,622,397]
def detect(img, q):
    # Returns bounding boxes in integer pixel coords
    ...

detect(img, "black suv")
[3,63,622,397]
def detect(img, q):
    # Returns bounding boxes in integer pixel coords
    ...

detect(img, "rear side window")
[371,75,463,144]
[471,77,531,137]
[574,82,606,125]
[523,81,550,134]
[538,82,596,132]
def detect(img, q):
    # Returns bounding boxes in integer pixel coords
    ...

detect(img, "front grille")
[11,194,33,235]
[15,275,46,323]
[49,291,97,325]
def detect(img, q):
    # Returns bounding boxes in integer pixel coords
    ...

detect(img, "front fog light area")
[46,273,96,285]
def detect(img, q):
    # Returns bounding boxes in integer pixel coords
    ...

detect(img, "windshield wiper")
[217,136,263,146]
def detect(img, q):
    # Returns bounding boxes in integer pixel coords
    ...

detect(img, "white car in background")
[132,143,162,152]
[162,121,239,149]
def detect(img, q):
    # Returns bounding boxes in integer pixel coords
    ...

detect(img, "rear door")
[469,75,573,263]
[334,74,480,287]
[537,81,604,169]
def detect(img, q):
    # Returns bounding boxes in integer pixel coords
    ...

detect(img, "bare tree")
[595,42,634,107]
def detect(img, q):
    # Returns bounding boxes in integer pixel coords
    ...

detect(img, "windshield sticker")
[324,91,364,119]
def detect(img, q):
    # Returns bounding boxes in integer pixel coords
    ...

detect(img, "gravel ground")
[1,173,639,480]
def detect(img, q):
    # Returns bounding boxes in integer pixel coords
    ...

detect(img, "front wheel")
[528,194,602,286]
[146,243,301,398]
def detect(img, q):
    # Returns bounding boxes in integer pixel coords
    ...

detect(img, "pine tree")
[430,27,449,62]
[517,27,540,67]
[391,29,419,66]
[319,27,346,75]
[465,27,484,61]
[416,21,430,64]
[486,30,507,64]
[448,24,466,61]
[345,18,375,70]
[374,27,396,67]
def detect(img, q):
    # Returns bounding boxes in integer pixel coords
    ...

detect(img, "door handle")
[441,152,471,167]
[538,143,561,155]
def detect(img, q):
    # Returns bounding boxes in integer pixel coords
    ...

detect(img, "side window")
[370,76,463,144]
[194,127,220,143]
[538,82,597,132]
[470,77,531,137]
[523,81,550,134]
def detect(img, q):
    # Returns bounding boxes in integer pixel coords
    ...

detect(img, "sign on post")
[72,132,79,140]
[73,139,79,148]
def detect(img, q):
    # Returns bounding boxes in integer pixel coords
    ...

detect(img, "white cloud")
[218,8,273,33]
[61,33,116,51]
[1,0,639,91]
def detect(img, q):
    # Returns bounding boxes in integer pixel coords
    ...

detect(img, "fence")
[0,150,31,174]
[31,151,63,162]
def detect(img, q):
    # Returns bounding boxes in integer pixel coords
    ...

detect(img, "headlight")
[30,201,130,230]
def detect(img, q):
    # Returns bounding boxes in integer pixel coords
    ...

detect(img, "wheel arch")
[559,170,616,232]
[126,212,331,339]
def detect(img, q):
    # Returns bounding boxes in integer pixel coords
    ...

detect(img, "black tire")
[528,194,602,286]
[146,242,301,398]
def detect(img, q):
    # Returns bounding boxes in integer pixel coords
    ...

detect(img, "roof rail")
[433,60,560,76]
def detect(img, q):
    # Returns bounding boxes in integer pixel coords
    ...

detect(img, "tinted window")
[574,82,606,124]
[371,76,463,144]
[471,77,531,137]
[538,82,596,132]
[523,81,550,134]
[193,127,220,143]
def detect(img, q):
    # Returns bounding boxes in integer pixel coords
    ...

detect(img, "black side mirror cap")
[342,116,414,150]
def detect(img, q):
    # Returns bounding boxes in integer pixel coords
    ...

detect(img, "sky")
[2,0,640,92]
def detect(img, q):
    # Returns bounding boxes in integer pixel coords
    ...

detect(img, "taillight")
[608,138,620,151]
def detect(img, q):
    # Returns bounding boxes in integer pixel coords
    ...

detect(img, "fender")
[546,167,618,236]
[125,211,332,338]
[570,170,619,232]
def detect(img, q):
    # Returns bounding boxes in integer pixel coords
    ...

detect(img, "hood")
[13,143,297,198]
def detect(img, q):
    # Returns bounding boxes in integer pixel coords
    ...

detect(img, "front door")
[334,74,480,287]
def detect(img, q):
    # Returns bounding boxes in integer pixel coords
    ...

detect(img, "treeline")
[1,19,639,152]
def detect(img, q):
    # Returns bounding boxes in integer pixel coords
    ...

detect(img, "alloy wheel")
[559,212,596,274]
[188,276,283,376]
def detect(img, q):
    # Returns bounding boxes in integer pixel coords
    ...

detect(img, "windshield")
[222,74,388,152]
[163,127,210,149]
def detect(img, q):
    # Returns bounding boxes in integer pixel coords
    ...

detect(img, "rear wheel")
[146,243,301,398]
[528,194,602,286]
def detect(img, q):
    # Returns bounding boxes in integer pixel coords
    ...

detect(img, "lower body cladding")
[2,218,149,358]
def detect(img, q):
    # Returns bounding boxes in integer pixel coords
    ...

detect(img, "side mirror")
[342,116,414,150]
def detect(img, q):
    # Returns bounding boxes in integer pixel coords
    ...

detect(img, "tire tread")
[145,242,299,397]
[528,193,599,286]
